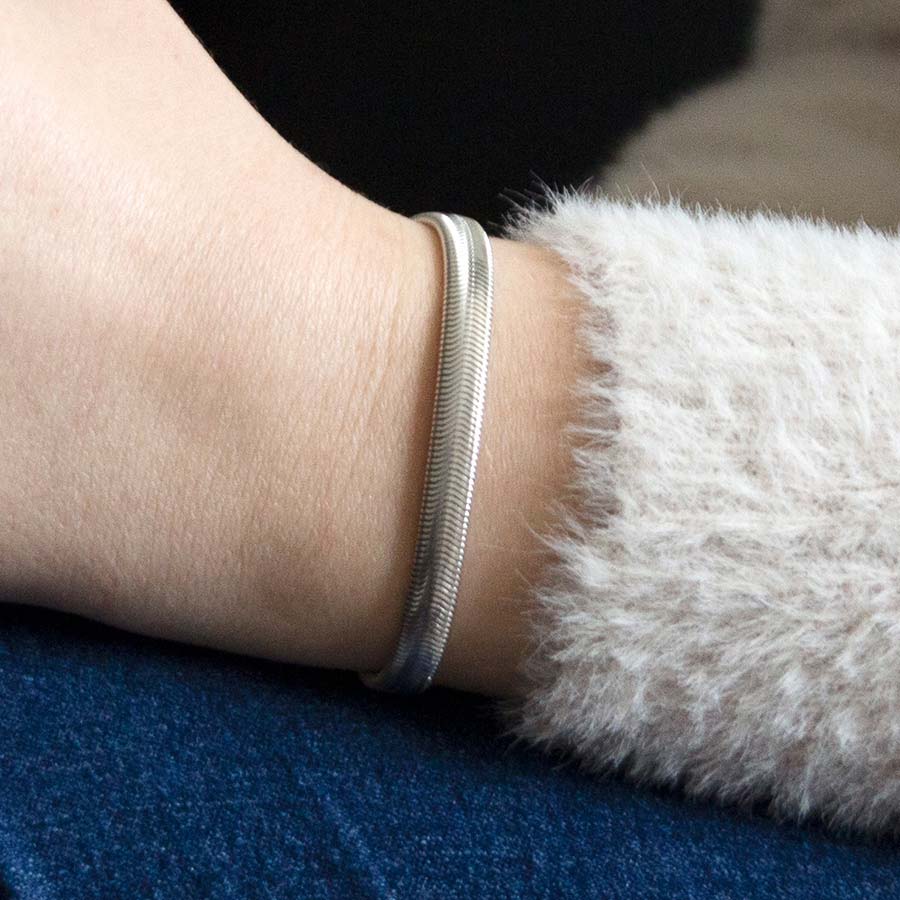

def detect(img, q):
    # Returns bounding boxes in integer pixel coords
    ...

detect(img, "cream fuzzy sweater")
[503,0,900,834]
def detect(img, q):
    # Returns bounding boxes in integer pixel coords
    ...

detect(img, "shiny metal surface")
[360,213,495,693]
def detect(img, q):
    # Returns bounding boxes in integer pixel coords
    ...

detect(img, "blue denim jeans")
[1,603,898,899]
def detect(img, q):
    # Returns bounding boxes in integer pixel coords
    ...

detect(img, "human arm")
[7,0,900,835]
[0,0,582,699]
[501,0,900,832]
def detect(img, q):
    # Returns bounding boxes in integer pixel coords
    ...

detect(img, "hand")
[0,0,585,698]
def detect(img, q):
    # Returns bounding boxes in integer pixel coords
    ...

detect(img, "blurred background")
[171,1,757,229]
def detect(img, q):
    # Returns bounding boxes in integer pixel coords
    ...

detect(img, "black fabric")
[171,1,757,228]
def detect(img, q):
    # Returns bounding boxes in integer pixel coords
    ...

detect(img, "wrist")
[198,161,443,672]
[233,181,587,695]
[245,189,587,695]
[2,0,590,696]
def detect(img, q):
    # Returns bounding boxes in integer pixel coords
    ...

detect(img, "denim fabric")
[1,604,899,899]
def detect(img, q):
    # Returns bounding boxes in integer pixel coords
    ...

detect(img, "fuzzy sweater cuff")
[500,193,900,833]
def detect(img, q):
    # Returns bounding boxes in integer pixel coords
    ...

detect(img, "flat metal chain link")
[360,212,495,693]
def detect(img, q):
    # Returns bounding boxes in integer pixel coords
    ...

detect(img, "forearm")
[3,173,582,698]
[1,0,585,698]
[215,205,584,698]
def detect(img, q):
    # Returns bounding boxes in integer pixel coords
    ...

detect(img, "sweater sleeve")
[498,192,900,833]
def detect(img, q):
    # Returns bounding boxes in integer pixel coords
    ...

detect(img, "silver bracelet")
[359,212,495,693]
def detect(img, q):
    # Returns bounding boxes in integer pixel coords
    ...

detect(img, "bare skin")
[0,0,586,697]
